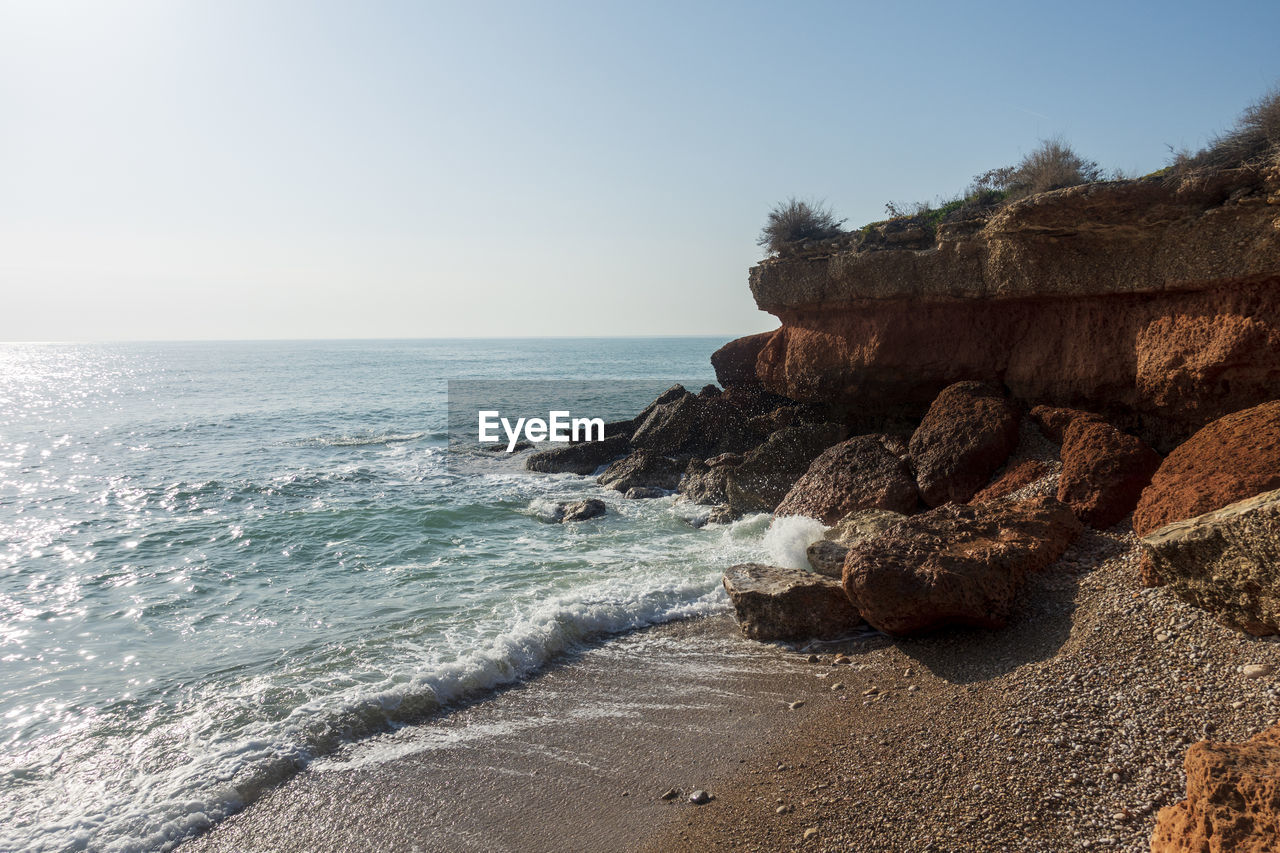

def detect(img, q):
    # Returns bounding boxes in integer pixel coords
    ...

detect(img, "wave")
[307,431,436,447]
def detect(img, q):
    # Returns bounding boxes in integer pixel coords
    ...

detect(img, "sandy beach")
[180,520,1280,853]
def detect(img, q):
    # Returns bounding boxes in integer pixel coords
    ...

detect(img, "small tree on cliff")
[758,198,845,255]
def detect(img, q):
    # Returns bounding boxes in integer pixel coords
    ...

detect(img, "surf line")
[477,410,605,452]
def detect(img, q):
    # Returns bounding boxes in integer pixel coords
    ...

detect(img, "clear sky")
[2,0,1277,341]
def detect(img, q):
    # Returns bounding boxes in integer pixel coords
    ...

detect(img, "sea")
[0,338,820,853]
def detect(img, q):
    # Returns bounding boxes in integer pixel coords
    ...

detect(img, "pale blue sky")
[2,0,1277,341]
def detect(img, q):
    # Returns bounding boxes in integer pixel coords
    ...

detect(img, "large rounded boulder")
[909,382,1021,507]
[774,435,918,524]
[1057,416,1161,528]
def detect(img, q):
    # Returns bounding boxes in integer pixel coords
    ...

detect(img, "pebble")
[1243,663,1275,678]
[789,700,806,710]
[831,682,845,691]
[689,790,712,805]
[660,788,679,801]
[803,827,819,840]
[807,654,821,664]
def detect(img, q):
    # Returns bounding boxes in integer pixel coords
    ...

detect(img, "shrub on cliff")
[1006,139,1102,198]
[758,198,845,254]
[1180,87,1280,171]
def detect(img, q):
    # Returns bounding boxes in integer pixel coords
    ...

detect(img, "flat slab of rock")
[843,496,1081,635]
[1057,416,1161,528]
[1151,723,1280,853]
[525,435,630,475]
[774,435,918,524]
[723,563,863,641]
[909,382,1021,507]
[1141,488,1280,635]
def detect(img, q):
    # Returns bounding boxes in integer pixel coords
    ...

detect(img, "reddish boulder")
[971,460,1051,504]
[843,496,1081,635]
[1057,417,1161,528]
[774,435,919,524]
[1151,723,1280,853]
[723,563,864,641]
[1029,405,1103,443]
[909,382,1021,507]
[711,331,777,388]
[1132,400,1280,537]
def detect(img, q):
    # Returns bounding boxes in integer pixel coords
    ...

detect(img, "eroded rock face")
[775,435,919,524]
[1057,417,1161,528]
[630,391,755,458]
[1151,723,1280,853]
[596,450,683,492]
[1133,400,1280,538]
[722,563,863,641]
[909,382,1021,508]
[525,435,630,475]
[748,170,1280,450]
[711,331,777,388]
[1141,489,1280,635]
[678,455,740,505]
[724,423,847,515]
[843,496,1082,635]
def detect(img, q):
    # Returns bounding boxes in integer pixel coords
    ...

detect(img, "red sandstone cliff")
[725,167,1280,451]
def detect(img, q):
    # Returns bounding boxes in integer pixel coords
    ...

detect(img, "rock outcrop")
[1151,723,1280,853]
[711,330,776,388]
[723,423,847,515]
[551,499,607,523]
[596,450,683,492]
[631,389,754,458]
[1133,400,1280,538]
[909,382,1021,507]
[774,435,918,524]
[843,496,1082,635]
[1057,417,1161,528]
[722,563,863,641]
[741,169,1280,451]
[1141,488,1280,635]
[525,434,630,475]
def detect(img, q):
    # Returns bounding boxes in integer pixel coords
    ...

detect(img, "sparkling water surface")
[0,338,790,853]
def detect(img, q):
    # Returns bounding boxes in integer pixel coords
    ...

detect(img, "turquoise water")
[0,338,802,853]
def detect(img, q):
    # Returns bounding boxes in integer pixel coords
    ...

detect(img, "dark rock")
[723,563,864,641]
[774,434,919,524]
[843,496,1081,635]
[706,506,740,525]
[717,384,795,420]
[711,331,776,388]
[699,384,721,398]
[1058,417,1161,528]
[688,790,712,805]
[630,392,755,458]
[724,423,847,515]
[596,450,683,492]
[1029,405,1103,444]
[678,456,738,505]
[525,434,630,475]
[1141,488,1280,635]
[1133,400,1280,538]
[624,486,666,500]
[558,498,607,523]
[910,382,1021,507]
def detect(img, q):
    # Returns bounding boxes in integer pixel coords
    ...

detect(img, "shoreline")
[181,521,1280,853]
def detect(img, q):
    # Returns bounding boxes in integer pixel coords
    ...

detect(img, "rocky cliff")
[730,167,1280,451]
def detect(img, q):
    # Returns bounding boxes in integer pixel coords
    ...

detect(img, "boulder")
[1151,723,1280,853]
[525,434,630,475]
[722,563,864,641]
[1029,405,1102,443]
[909,382,1021,507]
[624,486,666,500]
[711,331,776,388]
[717,384,796,420]
[1133,400,1280,537]
[678,456,739,505]
[724,423,848,515]
[1141,488,1280,635]
[825,508,907,546]
[971,459,1051,504]
[596,450,683,492]
[805,540,848,578]
[552,498,607,523]
[1057,417,1161,528]
[843,496,1082,635]
[775,435,919,524]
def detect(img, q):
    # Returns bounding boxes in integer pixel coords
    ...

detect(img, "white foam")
[762,515,828,569]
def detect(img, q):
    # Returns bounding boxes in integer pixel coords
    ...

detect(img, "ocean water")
[0,338,804,853]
